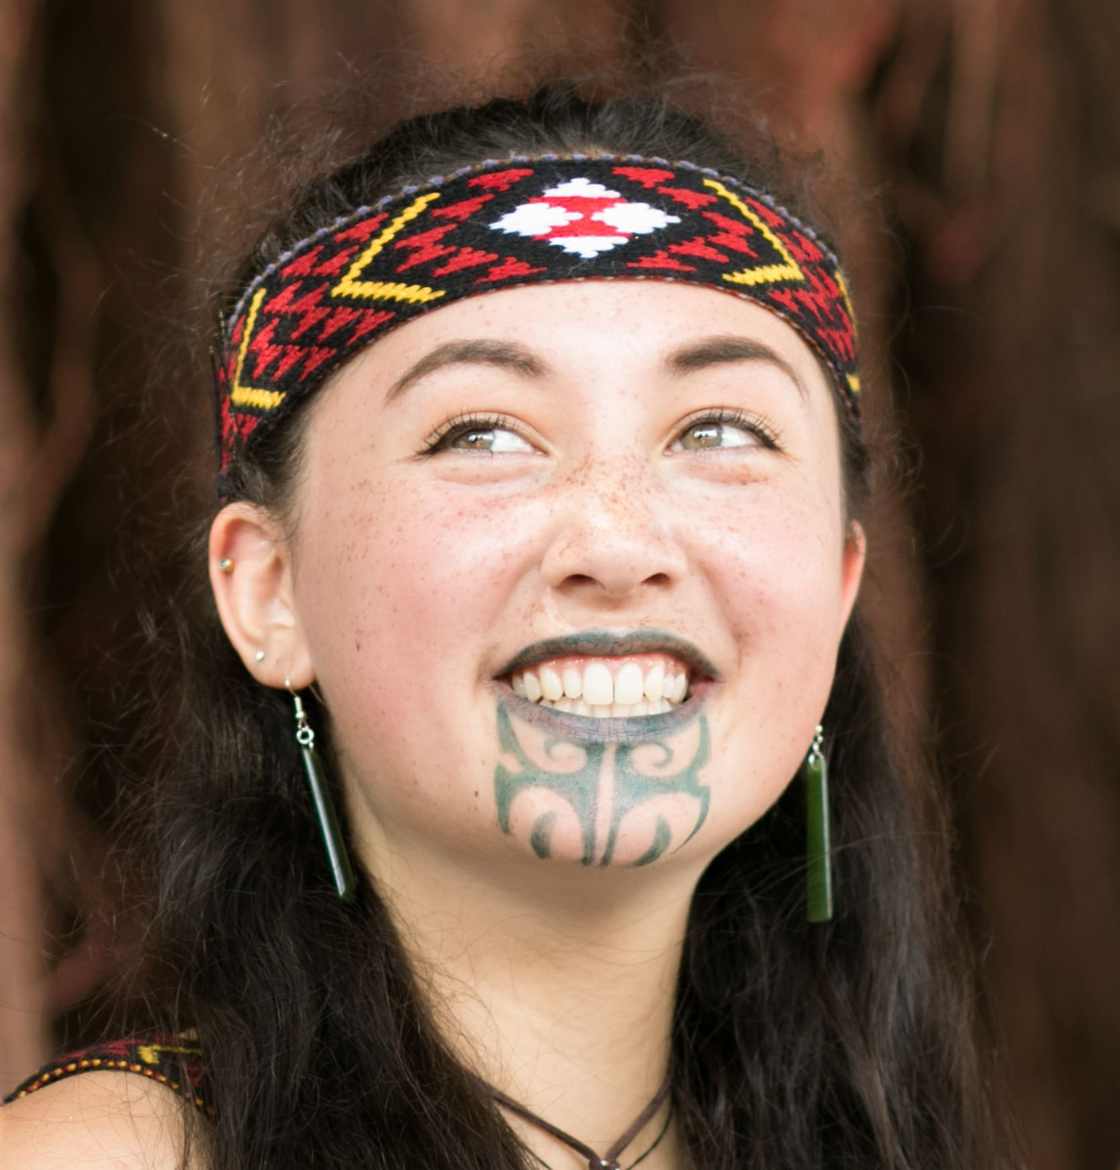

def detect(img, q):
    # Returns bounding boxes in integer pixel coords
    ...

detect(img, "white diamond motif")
[489,177,681,258]
[545,178,617,198]
[492,202,579,236]
[594,202,679,235]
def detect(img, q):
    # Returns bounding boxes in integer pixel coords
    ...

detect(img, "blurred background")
[1,1,1118,1166]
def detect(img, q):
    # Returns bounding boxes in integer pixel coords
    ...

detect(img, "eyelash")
[418,408,781,455]
[419,412,512,455]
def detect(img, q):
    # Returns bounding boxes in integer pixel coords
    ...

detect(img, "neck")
[362,823,704,1170]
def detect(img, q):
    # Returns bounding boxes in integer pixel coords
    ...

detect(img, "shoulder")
[0,1070,197,1168]
[1,1036,208,1169]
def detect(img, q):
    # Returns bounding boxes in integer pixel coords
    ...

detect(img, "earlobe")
[207,502,315,689]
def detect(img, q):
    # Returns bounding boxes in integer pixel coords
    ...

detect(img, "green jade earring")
[805,724,833,923]
[288,681,356,902]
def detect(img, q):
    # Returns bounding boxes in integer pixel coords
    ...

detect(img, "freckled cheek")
[697,501,846,672]
[693,508,845,833]
[299,494,530,726]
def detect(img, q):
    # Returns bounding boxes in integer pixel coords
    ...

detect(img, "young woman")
[1,85,1007,1170]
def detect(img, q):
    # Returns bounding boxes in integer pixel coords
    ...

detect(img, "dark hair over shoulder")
[122,83,1008,1170]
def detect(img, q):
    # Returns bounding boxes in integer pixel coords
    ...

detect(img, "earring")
[804,723,833,923]
[286,679,356,902]
[218,557,235,574]
[254,649,266,663]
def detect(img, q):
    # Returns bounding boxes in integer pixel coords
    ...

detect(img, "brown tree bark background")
[1,2,1117,1167]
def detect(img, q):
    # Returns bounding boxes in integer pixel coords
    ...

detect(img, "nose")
[539,455,689,602]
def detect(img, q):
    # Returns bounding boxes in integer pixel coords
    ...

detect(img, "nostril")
[556,572,675,603]
[540,518,689,597]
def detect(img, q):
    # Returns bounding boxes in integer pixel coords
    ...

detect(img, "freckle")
[355,637,362,651]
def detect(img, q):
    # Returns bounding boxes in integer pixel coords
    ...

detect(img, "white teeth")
[582,662,613,707]
[539,665,564,701]
[614,661,644,705]
[512,655,694,713]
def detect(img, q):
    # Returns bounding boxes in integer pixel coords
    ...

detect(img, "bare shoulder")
[0,1071,200,1169]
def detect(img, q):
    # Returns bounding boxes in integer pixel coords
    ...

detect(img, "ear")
[839,519,867,630]
[207,502,315,689]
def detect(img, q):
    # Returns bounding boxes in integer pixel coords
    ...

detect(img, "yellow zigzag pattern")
[231,193,448,412]
[331,192,447,304]
[231,287,284,411]
[703,178,806,287]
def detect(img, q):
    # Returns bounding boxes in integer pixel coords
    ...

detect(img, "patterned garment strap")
[216,153,860,489]
[2,1034,209,1114]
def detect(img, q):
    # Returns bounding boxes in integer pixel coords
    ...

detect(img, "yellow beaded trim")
[11,1053,206,1111]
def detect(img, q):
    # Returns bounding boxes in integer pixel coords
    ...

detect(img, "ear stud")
[254,650,266,663]
[218,557,235,573]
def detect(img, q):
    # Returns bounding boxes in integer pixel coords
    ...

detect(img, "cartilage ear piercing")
[218,557,235,573]
[804,723,833,923]
[286,678,356,902]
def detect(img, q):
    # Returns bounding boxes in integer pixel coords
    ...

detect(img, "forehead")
[331,280,833,396]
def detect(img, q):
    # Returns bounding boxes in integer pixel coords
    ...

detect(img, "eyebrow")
[385,339,546,404]
[384,332,806,405]
[666,335,807,400]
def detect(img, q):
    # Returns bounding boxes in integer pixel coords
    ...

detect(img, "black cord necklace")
[490,1075,674,1170]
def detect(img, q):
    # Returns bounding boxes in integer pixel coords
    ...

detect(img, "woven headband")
[215,154,859,485]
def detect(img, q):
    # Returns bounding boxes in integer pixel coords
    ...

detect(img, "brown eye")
[671,410,775,453]
[449,425,532,454]
[456,427,496,450]
[422,415,536,455]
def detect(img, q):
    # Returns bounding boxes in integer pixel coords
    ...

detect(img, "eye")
[420,413,535,456]
[670,409,779,452]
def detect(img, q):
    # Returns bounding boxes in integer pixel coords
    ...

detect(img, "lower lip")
[490,677,716,742]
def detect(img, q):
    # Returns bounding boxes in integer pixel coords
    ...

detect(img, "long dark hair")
[124,84,1005,1170]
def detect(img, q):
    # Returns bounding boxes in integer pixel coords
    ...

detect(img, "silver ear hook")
[286,677,314,747]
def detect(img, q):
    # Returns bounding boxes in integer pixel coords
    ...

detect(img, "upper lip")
[495,629,721,682]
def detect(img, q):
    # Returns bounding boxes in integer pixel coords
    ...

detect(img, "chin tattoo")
[493,699,711,866]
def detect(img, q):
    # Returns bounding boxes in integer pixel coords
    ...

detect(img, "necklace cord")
[490,1075,673,1170]
[622,1100,674,1170]
[520,1104,673,1170]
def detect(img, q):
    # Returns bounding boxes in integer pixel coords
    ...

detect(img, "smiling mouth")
[494,629,718,726]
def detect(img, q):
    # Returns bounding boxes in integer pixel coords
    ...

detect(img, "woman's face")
[263,281,863,874]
